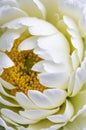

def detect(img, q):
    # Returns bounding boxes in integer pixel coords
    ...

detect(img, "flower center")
[1,33,46,95]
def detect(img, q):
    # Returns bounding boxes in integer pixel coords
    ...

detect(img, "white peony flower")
[0,0,86,130]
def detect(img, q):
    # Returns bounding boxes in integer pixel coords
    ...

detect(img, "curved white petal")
[79,7,86,36]
[0,118,14,130]
[47,100,74,123]
[63,16,83,63]
[16,92,38,109]
[18,36,37,51]
[1,109,36,125]
[0,78,15,89]
[28,90,54,109]
[0,83,16,99]
[32,60,72,74]
[34,48,53,61]
[0,96,19,107]
[0,30,20,51]
[0,6,28,26]
[44,89,67,107]
[20,108,58,121]
[0,52,14,68]
[27,120,53,130]
[38,72,69,89]
[2,17,58,36]
[71,50,80,70]
[72,57,86,96]
[0,0,18,7]
[33,0,46,19]
[40,0,59,25]
[70,91,86,116]
[64,105,86,130]
[38,33,70,62]
[1,115,20,127]
[18,0,45,18]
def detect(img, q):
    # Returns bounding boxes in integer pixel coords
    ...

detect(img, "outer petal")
[19,108,58,121]
[72,57,86,96]
[0,0,18,7]
[0,118,14,130]
[0,6,28,26]
[40,0,59,25]
[47,100,74,123]
[64,105,86,130]
[63,16,83,63]
[70,91,86,116]
[18,0,46,18]
[1,109,37,125]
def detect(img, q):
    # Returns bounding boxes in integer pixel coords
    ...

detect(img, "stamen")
[1,33,46,95]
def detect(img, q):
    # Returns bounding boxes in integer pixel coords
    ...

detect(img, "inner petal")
[0,33,46,95]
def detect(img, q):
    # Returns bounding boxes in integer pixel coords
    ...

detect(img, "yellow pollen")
[1,33,46,95]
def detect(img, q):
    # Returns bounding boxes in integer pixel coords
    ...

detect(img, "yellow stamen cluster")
[1,33,46,95]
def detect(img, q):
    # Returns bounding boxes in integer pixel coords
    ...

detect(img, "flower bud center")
[1,33,46,95]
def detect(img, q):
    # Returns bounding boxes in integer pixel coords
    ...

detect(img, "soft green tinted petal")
[0,6,27,26]
[64,105,86,130]
[17,0,46,18]
[70,91,86,116]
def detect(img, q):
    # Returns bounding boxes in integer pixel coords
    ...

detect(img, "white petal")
[40,0,59,25]
[33,0,46,19]
[18,0,45,18]
[47,100,74,123]
[16,92,38,109]
[0,30,20,51]
[0,118,14,130]
[1,109,35,125]
[38,72,69,89]
[79,7,86,37]
[72,57,86,96]
[71,50,80,70]
[0,52,14,69]
[1,115,20,127]
[38,33,70,63]
[64,105,86,130]
[0,6,28,25]
[0,0,18,7]
[68,72,75,96]
[32,60,46,72]
[0,96,19,107]
[0,83,16,99]
[42,123,66,130]
[18,36,37,51]
[20,108,58,121]
[63,16,83,62]
[0,68,3,75]
[28,90,54,109]
[34,48,52,60]
[0,78,15,89]
[44,89,67,107]
[27,120,54,130]
[2,17,58,36]
[70,91,86,117]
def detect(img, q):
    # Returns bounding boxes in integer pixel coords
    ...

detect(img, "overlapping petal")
[0,0,86,130]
